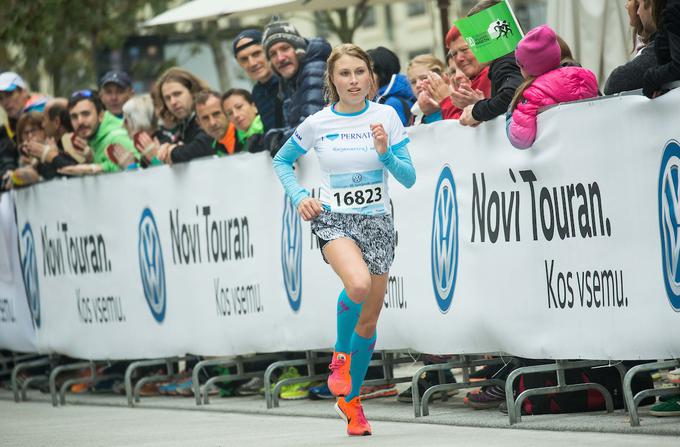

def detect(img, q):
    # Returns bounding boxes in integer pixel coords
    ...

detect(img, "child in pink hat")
[506,25,599,149]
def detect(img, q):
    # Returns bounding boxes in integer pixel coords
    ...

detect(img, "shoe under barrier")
[193,353,283,405]
[124,357,192,407]
[265,350,415,409]
[413,354,509,418]
[622,358,680,427]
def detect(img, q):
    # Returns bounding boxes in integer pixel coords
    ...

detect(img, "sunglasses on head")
[70,89,95,99]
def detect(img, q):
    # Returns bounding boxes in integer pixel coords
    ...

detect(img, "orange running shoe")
[327,351,352,397]
[335,396,372,436]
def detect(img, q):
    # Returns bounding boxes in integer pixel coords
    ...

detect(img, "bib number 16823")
[333,186,382,207]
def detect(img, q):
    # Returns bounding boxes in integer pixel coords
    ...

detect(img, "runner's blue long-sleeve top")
[273,135,416,209]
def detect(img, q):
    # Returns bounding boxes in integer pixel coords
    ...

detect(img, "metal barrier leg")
[421,379,505,417]
[271,373,328,408]
[49,361,93,407]
[202,371,261,405]
[623,359,680,427]
[612,362,628,411]
[11,357,50,403]
[124,357,180,407]
[264,355,331,409]
[133,361,175,404]
[59,372,120,406]
[412,355,508,418]
[195,353,284,405]
[191,357,237,406]
[505,360,618,425]
[20,375,47,401]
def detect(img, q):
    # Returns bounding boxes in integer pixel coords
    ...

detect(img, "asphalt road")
[2,399,678,447]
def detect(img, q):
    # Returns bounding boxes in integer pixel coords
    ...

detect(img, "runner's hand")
[297,197,323,221]
[370,123,388,155]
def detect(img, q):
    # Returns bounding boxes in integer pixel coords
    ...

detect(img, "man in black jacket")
[458,0,523,126]
[232,29,284,134]
[261,19,331,155]
[154,67,214,164]
[0,121,17,190]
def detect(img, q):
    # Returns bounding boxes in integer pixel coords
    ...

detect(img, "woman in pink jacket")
[506,25,599,149]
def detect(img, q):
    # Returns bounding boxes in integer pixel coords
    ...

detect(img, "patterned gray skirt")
[311,211,395,275]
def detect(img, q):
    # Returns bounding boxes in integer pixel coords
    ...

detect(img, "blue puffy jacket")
[265,37,332,154]
[375,74,416,126]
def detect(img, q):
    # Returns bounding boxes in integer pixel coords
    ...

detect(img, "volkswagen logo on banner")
[138,208,167,322]
[659,140,680,311]
[281,197,302,312]
[431,165,459,313]
[19,223,41,328]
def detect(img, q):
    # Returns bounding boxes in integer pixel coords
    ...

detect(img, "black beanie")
[262,18,307,59]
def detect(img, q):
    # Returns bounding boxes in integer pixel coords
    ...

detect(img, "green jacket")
[90,112,138,173]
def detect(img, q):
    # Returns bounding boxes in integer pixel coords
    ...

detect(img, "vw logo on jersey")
[659,140,680,311]
[19,223,41,328]
[431,165,459,313]
[138,208,167,322]
[281,197,302,312]
[352,173,363,184]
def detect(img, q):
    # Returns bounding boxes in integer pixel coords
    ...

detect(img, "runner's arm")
[272,137,311,207]
[378,139,416,188]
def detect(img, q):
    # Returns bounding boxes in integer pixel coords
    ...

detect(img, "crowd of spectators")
[1,0,679,415]
[1,0,678,191]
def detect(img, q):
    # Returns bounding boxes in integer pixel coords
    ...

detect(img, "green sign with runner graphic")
[454,0,523,63]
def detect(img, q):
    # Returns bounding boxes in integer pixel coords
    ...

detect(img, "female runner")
[273,43,415,436]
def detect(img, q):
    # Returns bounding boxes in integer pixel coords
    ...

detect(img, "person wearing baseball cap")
[232,29,283,134]
[0,71,49,133]
[259,17,331,155]
[99,70,134,118]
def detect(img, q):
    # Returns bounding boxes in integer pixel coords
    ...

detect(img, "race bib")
[329,169,386,214]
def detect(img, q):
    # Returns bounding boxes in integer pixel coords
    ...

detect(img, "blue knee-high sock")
[335,289,362,353]
[346,330,377,401]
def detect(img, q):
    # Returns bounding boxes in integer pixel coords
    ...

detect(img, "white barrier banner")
[0,193,37,352]
[12,89,680,360]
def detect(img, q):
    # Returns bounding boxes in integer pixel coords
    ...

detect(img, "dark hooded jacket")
[0,125,17,190]
[471,52,523,122]
[643,0,680,97]
[264,37,332,155]
[252,75,284,132]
